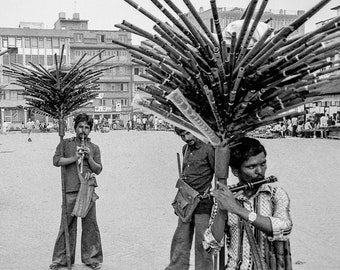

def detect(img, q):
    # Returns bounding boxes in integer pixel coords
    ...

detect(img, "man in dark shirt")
[49,113,103,270]
[165,127,215,270]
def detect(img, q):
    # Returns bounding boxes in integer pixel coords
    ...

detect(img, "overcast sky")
[0,0,338,44]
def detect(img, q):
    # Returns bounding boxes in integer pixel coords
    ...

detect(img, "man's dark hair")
[74,113,93,130]
[174,126,186,136]
[229,137,267,169]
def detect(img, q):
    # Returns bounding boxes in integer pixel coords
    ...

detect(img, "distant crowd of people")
[267,112,339,138]
[126,114,172,131]
[90,114,172,133]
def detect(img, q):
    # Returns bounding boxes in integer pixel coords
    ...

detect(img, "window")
[120,83,128,91]
[46,38,52,48]
[38,38,44,48]
[3,55,9,65]
[134,68,140,75]
[2,37,8,47]
[9,53,16,64]
[31,37,38,48]
[25,55,31,65]
[97,34,105,43]
[17,54,23,64]
[16,37,22,47]
[39,55,45,65]
[111,85,115,91]
[10,91,18,100]
[31,55,38,64]
[52,37,59,48]
[47,55,53,66]
[118,35,127,43]
[119,99,128,106]
[8,37,15,47]
[135,83,144,91]
[99,99,106,106]
[25,37,31,48]
[74,33,83,42]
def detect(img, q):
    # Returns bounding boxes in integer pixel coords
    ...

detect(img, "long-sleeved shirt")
[203,183,293,270]
[181,140,215,214]
[53,137,102,193]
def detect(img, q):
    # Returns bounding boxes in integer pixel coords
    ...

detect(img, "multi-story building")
[0,12,134,129]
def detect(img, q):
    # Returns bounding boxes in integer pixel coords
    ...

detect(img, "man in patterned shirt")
[203,137,293,270]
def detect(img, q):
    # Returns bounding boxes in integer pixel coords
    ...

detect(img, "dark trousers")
[292,125,297,136]
[165,214,213,270]
[52,192,103,265]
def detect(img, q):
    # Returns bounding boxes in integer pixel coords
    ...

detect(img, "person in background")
[165,127,215,270]
[26,118,35,142]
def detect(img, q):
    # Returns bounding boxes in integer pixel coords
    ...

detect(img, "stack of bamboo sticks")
[114,0,340,146]
[3,46,116,119]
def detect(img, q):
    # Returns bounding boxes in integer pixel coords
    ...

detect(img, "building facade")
[0,12,134,129]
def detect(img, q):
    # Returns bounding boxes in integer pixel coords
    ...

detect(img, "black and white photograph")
[0,1,340,269]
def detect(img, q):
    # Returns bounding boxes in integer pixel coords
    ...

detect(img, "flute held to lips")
[80,134,85,174]
[226,175,278,193]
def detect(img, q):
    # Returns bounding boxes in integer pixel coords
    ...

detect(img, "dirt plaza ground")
[0,130,340,270]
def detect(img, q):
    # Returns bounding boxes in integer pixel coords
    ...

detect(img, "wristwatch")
[248,211,257,223]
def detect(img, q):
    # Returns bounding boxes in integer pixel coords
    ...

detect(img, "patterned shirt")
[203,183,293,270]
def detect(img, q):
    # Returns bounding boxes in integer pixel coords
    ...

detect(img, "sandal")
[49,263,65,270]
[87,263,101,269]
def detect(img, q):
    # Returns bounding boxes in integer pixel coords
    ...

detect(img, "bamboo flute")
[229,67,245,108]
[163,0,215,63]
[228,33,237,89]
[247,0,332,71]
[247,38,287,71]
[234,0,259,55]
[256,34,326,75]
[140,40,167,55]
[234,27,274,73]
[202,85,224,132]
[153,25,189,56]
[289,0,332,32]
[237,0,269,62]
[150,0,197,46]
[271,16,340,59]
[182,0,219,48]
[139,73,163,85]
[210,0,224,47]
[153,25,190,54]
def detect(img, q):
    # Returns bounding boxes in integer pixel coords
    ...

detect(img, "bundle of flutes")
[115,0,340,146]
[3,45,116,119]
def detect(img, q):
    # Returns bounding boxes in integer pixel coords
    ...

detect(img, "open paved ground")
[0,130,340,270]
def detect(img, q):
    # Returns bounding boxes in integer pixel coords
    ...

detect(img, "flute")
[80,134,85,174]
[226,175,277,193]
